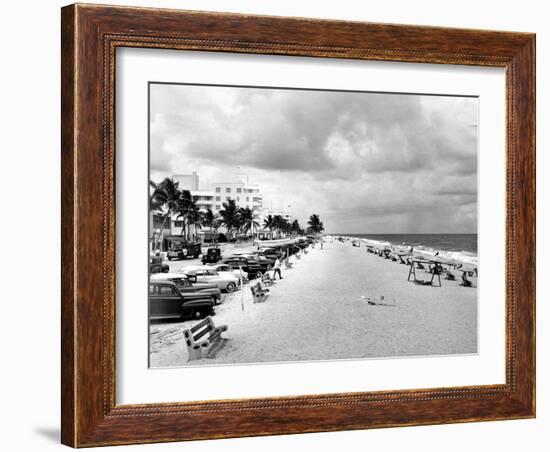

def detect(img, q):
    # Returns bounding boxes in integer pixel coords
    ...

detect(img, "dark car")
[234,252,275,271]
[220,256,264,279]
[149,255,169,274]
[297,240,308,249]
[150,273,222,304]
[149,281,214,321]
[258,247,283,260]
[165,238,201,260]
[201,247,222,264]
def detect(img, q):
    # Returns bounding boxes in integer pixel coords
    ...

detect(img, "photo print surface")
[148,82,479,368]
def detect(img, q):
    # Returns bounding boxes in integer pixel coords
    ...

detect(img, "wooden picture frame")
[61,3,535,447]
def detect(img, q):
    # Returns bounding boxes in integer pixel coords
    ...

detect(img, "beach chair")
[182,316,228,361]
[284,259,293,270]
[250,283,269,303]
[445,269,456,281]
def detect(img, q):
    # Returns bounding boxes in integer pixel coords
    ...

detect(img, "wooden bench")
[251,283,269,303]
[183,316,228,361]
[262,271,276,286]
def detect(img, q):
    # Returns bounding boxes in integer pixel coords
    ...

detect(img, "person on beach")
[461,271,472,287]
[273,257,283,279]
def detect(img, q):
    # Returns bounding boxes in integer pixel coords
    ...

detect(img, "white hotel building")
[170,172,264,235]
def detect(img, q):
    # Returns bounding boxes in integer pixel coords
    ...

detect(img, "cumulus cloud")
[150,83,478,233]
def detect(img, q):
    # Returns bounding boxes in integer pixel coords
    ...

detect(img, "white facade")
[172,172,199,191]
[211,181,263,215]
[168,173,265,236]
[172,173,264,216]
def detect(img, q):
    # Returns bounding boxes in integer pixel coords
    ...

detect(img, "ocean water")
[335,233,478,266]
[344,234,477,254]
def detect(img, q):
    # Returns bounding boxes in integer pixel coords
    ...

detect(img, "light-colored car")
[207,263,248,283]
[182,266,240,293]
[150,272,222,304]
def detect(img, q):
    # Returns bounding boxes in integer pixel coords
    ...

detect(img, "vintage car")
[165,237,201,260]
[230,251,275,271]
[219,256,264,279]
[182,266,240,293]
[149,255,169,274]
[149,280,214,321]
[150,272,222,304]
[258,246,282,258]
[201,247,222,264]
[207,263,249,283]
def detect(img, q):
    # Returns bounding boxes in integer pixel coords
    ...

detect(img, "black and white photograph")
[148,82,479,367]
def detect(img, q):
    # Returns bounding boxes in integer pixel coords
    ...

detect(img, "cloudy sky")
[150,83,478,234]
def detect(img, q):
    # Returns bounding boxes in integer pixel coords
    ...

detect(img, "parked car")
[201,247,222,264]
[219,256,264,279]
[258,247,284,260]
[182,266,240,293]
[149,255,169,274]
[207,263,248,283]
[165,238,201,260]
[150,272,222,304]
[232,252,274,271]
[149,280,214,321]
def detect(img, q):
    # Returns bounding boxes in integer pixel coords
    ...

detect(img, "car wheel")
[255,271,263,279]
[226,282,237,293]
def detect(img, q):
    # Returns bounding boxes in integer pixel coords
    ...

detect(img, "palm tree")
[150,178,182,248]
[182,198,203,240]
[290,219,301,236]
[307,214,325,236]
[202,208,217,244]
[263,214,275,239]
[202,208,215,231]
[174,189,193,239]
[218,199,240,239]
[149,181,164,211]
[272,215,290,237]
[239,207,260,237]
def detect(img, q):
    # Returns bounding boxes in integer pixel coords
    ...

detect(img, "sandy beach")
[150,238,477,367]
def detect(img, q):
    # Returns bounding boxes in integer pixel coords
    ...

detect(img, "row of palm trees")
[263,214,302,238]
[150,177,324,247]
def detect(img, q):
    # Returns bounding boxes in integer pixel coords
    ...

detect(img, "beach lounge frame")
[61,4,535,447]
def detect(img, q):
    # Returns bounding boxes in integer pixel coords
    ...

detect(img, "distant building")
[172,172,199,191]
[167,172,265,237]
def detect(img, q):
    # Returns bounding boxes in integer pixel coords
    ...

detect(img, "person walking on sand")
[273,256,283,280]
